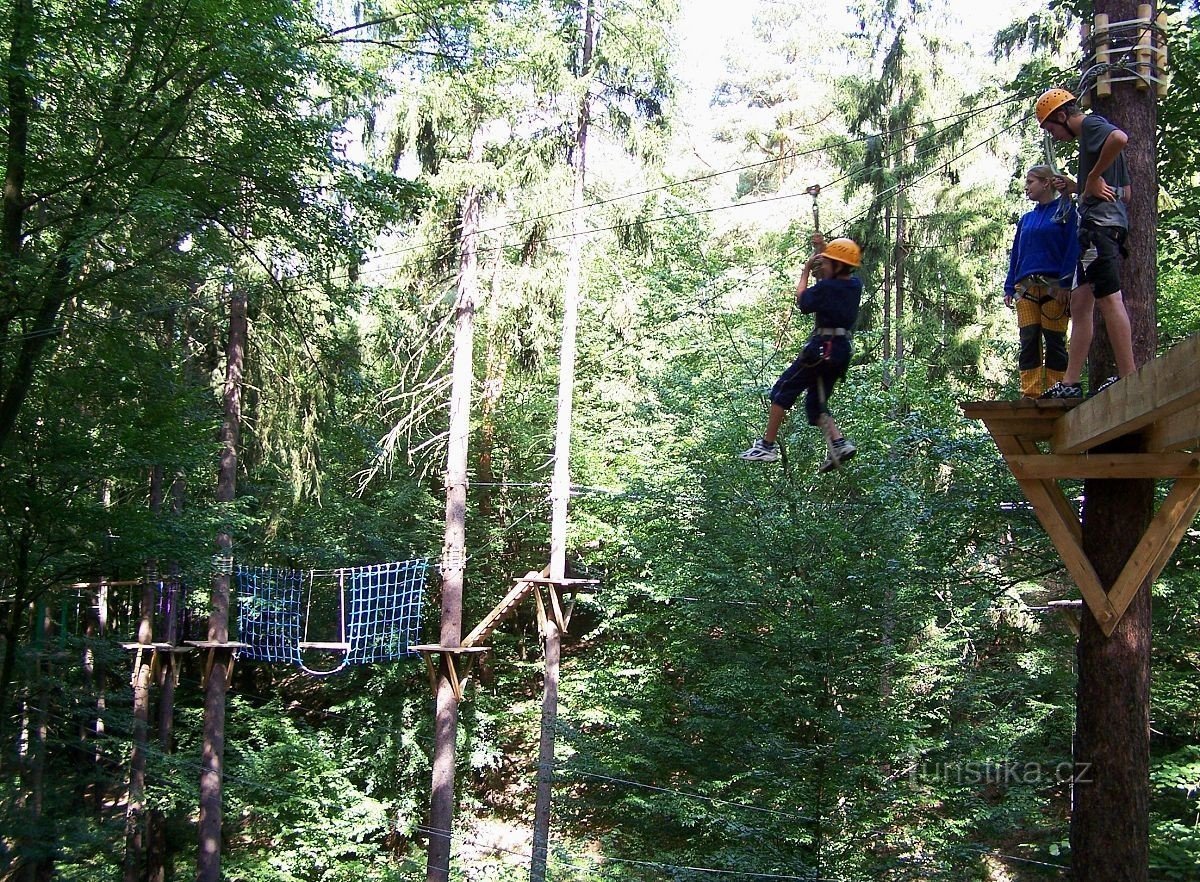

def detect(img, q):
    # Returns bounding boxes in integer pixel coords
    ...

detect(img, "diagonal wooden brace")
[1102,477,1200,635]
[411,645,490,701]
[993,434,1117,627]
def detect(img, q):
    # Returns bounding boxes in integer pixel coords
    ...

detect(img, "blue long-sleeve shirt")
[799,276,861,330]
[1003,197,1079,296]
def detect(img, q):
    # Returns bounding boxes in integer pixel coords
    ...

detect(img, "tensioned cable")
[330,95,1031,287]
[415,822,842,881]
[0,93,1027,351]
[350,92,1031,264]
[21,707,848,882]
[397,107,1030,471]
[558,767,818,821]
[692,111,1029,442]
[76,673,1066,875]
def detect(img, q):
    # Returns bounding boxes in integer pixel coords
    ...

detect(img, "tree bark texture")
[1070,3,1158,880]
[531,5,599,881]
[197,289,246,882]
[426,131,483,882]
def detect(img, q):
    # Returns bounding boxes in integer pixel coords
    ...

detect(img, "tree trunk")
[0,508,33,749]
[197,289,246,882]
[0,0,32,351]
[882,207,893,385]
[426,129,484,882]
[477,249,507,520]
[893,208,907,382]
[531,4,599,881]
[20,601,53,882]
[124,460,162,882]
[148,472,185,882]
[1070,3,1158,880]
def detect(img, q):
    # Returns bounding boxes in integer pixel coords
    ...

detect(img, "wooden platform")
[962,335,1200,636]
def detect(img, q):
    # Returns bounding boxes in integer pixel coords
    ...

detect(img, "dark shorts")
[1075,223,1126,299]
[770,337,850,426]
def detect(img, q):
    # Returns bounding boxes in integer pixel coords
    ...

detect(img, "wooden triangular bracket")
[529,576,598,637]
[993,433,1119,631]
[409,644,490,701]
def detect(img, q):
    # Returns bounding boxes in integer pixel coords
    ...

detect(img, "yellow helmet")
[1035,88,1075,124]
[820,237,861,268]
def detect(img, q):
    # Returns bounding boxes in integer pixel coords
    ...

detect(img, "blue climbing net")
[346,560,428,664]
[235,560,427,673]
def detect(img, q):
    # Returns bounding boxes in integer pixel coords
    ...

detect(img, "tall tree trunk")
[426,129,484,882]
[477,249,507,520]
[893,207,907,382]
[1070,3,1158,879]
[0,504,33,748]
[20,600,53,882]
[124,469,163,882]
[148,471,186,882]
[197,289,246,882]
[0,0,32,355]
[882,207,893,384]
[531,5,599,881]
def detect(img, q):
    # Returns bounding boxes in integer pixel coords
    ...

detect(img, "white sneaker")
[739,439,780,462]
[818,438,856,473]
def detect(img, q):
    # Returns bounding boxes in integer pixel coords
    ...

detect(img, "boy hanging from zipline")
[740,237,862,473]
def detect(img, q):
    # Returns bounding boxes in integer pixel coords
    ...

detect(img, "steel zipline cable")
[0,92,1030,350]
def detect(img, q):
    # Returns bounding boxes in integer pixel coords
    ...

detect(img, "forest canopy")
[0,1,1197,881]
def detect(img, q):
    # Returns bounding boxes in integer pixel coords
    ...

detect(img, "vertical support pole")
[338,571,345,645]
[124,564,156,882]
[1135,4,1152,90]
[197,287,246,882]
[426,127,484,882]
[1095,14,1112,97]
[531,6,599,882]
[1155,13,1169,98]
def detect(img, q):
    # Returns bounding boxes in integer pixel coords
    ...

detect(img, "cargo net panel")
[346,559,427,664]
[235,560,427,671]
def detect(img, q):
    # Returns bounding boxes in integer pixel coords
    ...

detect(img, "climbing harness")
[1015,276,1069,321]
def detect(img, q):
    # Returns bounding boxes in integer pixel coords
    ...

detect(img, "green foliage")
[3,4,1200,882]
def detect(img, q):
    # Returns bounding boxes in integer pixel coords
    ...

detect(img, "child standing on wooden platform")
[740,237,862,473]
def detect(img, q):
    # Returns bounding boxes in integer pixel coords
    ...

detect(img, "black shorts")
[1075,223,1126,299]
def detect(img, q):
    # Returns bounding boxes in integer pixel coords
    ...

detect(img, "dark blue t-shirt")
[799,276,861,331]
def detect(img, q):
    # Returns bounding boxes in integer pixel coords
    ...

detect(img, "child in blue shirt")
[1003,164,1079,397]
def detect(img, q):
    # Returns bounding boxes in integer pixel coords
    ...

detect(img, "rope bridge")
[235,560,427,676]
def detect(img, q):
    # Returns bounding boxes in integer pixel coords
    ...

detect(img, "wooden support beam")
[962,337,1200,637]
[1144,406,1200,453]
[1006,453,1200,480]
[462,568,548,648]
[959,400,1079,442]
[1053,334,1200,454]
[1047,600,1083,636]
[991,433,1115,624]
[410,645,490,701]
[1101,477,1200,635]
